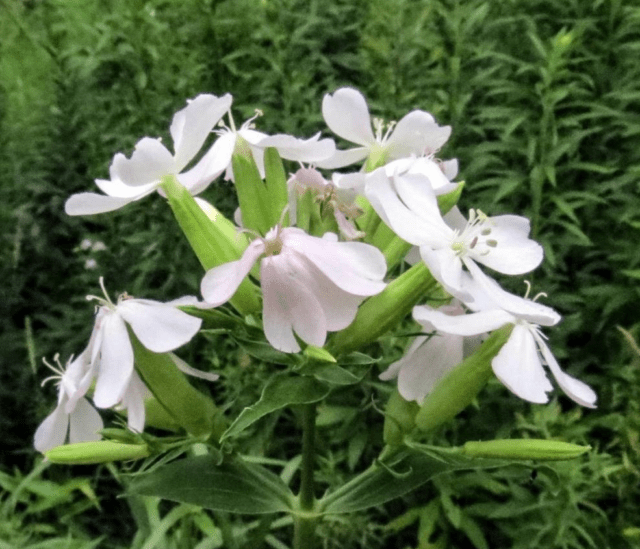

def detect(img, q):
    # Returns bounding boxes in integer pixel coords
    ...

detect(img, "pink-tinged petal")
[413,305,514,336]
[420,247,466,297]
[464,261,561,326]
[334,209,365,241]
[69,398,103,443]
[395,332,464,402]
[387,110,451,158]
[178,132,236,194]
[93,313,134,409]
[65,193,137,216]
[491,324,553,404]
[111,138,175,186]
[474,215,543,275]
[257,133,336,162]
[536,333,597,408]
[200,239,265,306]
[170,93,232,171]
[170,353,220,382]
[293,252,364,330]
[94,178,158,199]
[322,88,376,146]
[314,147,370,169]
[34,402,69,452]
[283,229,386,296]
[117,300,202,353]
[261,254,327,352]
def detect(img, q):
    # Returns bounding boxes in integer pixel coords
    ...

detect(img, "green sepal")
[160,175,260,315]
[462,439,591,461]
[45,441,150,464]
[383,390,419,446]
[303,345,337,363]
[263,147,289,227]
[328,262,439,356]
[129,330,223,440]
[232,137,272,235]
[130,455,294,514]
[415,325,513,432]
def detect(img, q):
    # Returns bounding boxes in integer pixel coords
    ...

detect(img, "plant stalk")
[294,403,317,548]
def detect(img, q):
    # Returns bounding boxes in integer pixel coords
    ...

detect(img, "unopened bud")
[45,441,150,464]
[462,439,591,461]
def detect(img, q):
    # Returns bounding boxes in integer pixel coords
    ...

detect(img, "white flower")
[379,301,482,403]
[34,353,103,452]
[65,94,233,215]
[316,87,451,169]
[81,279,204,410]
[366,166,543,300]
[197,109,336,182]
[201,226,387,352]
[411,276,597,407]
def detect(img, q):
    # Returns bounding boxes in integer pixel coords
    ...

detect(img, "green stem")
[294,403,317,549]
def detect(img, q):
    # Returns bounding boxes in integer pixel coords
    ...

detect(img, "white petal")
[536,333,597,408]
[491,324,553,403]
[65,193,137,216]
[93,314,134,408]
[406,157,456,192]
[94,177,158,199]
[387,110,451,158]
[283,229,386,296]
[395,332,464,402]
[314,147,370,170]
[261,253,327,352]
[474,215,543,275]
[257,133,336,162]
[441,158,459,180]
[170,93,232,170]
[177,131,236,194]
[117,299,202,353]
[119,372,149,432]
[200,239,265,306]
[322,88,376,146]
[69,398,103,443]
[464,261,561,325]
[170,353,220,382]
[392,172,446,224]
[111,138,175,186]
[413,305,514,336]
[419,247,466,297]
[34,402,69,452]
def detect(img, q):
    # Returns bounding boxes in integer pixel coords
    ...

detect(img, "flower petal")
[491,324,553,404]
[258,132,336,163]
[65,193,138,216]
[536,333,597,408]
[413,305,514,336]
[170,93,232,171]
[69,398,103,443]
[419,247,466,297]
[111,138,175,186]
[119,372,148,432]
[200,239,265,306]
[93,313,134,408]
[34,401,69,452]
[261,253,328,352]
[117,300,202,353]
[387,110,451,158]
[313,147,370,170]
[170,353,220,382]
[322,88,376,146]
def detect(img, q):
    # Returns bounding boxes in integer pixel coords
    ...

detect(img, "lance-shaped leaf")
[221,375,330,442]
[161,175,260,315]
[130,455,294,514]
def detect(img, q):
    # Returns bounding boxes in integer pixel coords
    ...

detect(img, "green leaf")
[299,362,370,386]
[130,455,294,514]
[221,376,330,441]
[233,335,302,366]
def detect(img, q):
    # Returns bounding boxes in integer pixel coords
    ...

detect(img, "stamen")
[523,280,532,300]
[533,291,548,302]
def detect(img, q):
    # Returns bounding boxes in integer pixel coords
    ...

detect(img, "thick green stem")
[294,403,317,549]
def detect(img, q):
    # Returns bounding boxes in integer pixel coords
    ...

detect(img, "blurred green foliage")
[1,0,639,547]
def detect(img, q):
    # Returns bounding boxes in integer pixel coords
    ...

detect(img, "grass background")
[1,0,639,547]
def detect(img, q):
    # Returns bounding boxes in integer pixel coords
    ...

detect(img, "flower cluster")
[37,87,596,454]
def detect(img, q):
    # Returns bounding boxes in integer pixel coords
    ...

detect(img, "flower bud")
[329,262,438,356]
[161,175,260,315]
[462,439,591,461]
[45,441,150,464]
[415,326,513,432]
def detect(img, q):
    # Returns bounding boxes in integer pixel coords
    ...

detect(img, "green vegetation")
[1,0,639,547]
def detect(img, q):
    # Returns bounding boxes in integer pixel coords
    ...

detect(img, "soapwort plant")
[35,87,597,547]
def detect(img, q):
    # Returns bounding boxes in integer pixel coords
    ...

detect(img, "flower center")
[450,209,497,258]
